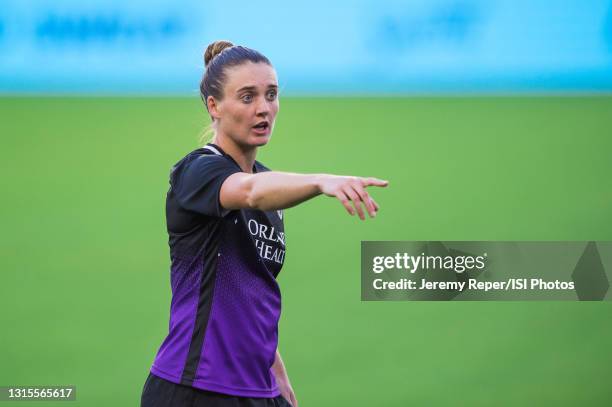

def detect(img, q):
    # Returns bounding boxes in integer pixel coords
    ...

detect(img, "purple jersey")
[150,144,286,397]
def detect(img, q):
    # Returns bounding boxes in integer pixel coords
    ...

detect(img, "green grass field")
[1,96,611,406]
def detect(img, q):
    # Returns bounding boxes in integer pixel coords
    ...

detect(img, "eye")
[266,90,277,101]
[241,94,253,103]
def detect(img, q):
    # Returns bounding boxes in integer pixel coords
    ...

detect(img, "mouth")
[252,120,270,134]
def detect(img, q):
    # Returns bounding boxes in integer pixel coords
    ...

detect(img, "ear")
[207,96,220,120]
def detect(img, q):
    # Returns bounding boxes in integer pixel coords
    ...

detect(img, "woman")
[141,40,388,407]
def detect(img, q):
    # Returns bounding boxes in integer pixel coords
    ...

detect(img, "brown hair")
[199,40,272,111]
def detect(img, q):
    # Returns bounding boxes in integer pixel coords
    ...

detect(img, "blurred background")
[1,1,612,406]
[2,0,612,94]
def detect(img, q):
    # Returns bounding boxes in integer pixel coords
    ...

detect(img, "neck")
[212,134,257,173]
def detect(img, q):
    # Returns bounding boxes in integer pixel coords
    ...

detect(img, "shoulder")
[254,160,271,173]
[173,148,221,167]
[170,149,237,184]
[173,148,234,172]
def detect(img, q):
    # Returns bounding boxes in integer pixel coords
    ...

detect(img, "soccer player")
[141,40,388,407]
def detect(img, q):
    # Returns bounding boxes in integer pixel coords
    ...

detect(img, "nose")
[255,96,270,117]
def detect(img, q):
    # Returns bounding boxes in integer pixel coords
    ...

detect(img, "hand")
[277,377,298,407]
[317,175,388,220]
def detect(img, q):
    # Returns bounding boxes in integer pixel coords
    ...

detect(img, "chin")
[248,134,271,147]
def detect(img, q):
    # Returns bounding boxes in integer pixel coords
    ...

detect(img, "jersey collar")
[204,143,258,173]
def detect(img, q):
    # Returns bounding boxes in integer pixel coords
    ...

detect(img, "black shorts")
[140,373,293,407]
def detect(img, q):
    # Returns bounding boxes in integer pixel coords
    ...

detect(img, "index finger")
[362,177,389,187]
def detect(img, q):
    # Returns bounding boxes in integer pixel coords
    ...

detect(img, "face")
[208,62,279,148]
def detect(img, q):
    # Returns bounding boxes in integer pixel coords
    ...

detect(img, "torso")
[151,145,286,398]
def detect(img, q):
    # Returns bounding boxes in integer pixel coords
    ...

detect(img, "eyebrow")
[236,84,278,93]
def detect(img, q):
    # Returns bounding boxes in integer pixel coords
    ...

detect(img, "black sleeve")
[172,155,240,217]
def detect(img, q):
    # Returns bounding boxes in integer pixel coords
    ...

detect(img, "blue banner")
[1,0,611,94]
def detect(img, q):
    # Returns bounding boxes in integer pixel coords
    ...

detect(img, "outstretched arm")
[272,348,297,406]
[220,172,388,220]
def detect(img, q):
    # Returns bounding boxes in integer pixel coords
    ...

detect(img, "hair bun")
[204,40,234,67]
